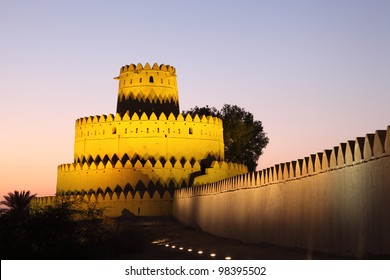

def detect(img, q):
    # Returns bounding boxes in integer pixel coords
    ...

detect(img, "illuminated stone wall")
[38,62,247,217]
[115,63,179,116]
[73,112,224,165]
[174,126,390,256]
[34,160,247,217]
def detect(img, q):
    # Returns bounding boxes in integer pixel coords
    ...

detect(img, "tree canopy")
[0,190,36,216]
[183,104,269,172]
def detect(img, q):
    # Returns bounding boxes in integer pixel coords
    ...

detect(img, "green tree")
[183,104,269,172]
[1,190,36,216]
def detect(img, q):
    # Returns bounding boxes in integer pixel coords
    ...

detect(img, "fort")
[34,62,390,257]
[34,63,247,216]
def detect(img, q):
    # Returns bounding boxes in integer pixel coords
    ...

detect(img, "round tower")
[115,63,179,116]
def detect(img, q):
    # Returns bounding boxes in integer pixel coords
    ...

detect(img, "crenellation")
[363,134,375,160]
[386,126,390,154]
[338,143,347,166]
[308,154,316,174]
[314,152,323,172]
[322,150,332,170]
[354,137,365,162]
[176,125,390,205]
[47,62,246,216]
[345,140,355,165]
[373,130,386,156]
[274,164,280,181]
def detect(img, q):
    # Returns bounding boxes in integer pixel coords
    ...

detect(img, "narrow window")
[130,79,132,84]
[147,128,149,133]
[149,76,154,83]
[168,128,170,134]
[112,127,116,134]
[189,127,193,134]
[157,128,160,133]
[125,128,127,134]
[103,130,105,135]
[178,128,181,134]
[139,78,142,83]
[161,78,163,84]
[136,128,138,133]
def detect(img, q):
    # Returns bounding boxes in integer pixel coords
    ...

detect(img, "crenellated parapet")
[115,63,179,116]
[73,112,224,164]
[176,126,390,198]
[33,190,173,217]
[50,62,248,217]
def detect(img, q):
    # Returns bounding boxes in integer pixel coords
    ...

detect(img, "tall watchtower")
[115,63,179,116]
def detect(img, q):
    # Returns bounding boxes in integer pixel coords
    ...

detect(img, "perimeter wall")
[173,126,390,257]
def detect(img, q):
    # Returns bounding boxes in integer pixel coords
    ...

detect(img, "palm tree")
[1,190,37,215]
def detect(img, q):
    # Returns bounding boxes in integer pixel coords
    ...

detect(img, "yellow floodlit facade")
[39,63,247,217]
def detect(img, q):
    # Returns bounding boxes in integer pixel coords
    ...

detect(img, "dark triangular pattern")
[155,180,165,198]
[102,155,110,165]
[112,154,120,166]
[116,96,179,117]
[169,156,177,166]
[121,153,130,165]
[95,155,102,165]
[189,157,197,167]
[114,185,123,198]
[147,181,157,198]
[159,156,167,166]
[167,179,176,197]
[131,154,141,165]
[87,155,94,165]
[148,156,157,166]
[179,180,188,188]
[179,157,187,166]
[124,183,136,199]
[135,180,146,198]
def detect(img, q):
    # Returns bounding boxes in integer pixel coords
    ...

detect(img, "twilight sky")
[0,0,389,199]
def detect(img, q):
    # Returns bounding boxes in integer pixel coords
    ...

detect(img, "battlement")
[59,157,202,172]
[75,112,223,127]
[176,125,390,197]
[174,125,390,257]
[118,63,176,75]
[73,111,224,163]
[115,63,179,116]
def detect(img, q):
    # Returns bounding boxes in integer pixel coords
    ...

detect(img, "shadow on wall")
[174,126,390,258]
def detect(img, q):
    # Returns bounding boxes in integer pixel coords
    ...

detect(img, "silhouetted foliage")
[183,105,269,171]
[0,194,145,259]
[0,190,36,217]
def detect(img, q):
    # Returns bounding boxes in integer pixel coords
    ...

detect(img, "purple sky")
[0,0,389,199]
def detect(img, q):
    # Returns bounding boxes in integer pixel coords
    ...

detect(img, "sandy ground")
[117,216,343,260]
